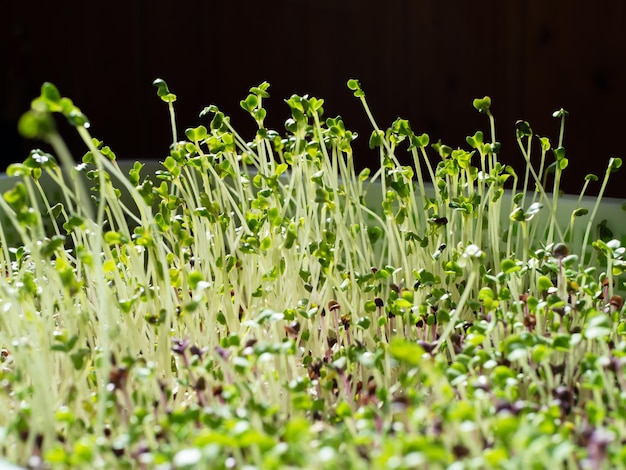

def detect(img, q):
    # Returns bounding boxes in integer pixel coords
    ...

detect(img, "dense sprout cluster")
[0,79,623,468]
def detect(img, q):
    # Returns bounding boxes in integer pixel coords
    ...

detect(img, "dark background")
[2,0,625,198]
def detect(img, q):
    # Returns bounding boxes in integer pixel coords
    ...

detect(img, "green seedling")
[0,78,622,469]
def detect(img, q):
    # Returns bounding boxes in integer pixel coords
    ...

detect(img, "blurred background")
[2,0,625,198]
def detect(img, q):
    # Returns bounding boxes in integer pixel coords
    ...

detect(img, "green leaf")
[369,130,384,149]
[66,108,89,127]
[347,78,365,98]
[466,131,484,148]
[184,125,208,142]
[188,271,205,290]
[515,120,532,138]
[509,207,525,222]
[584,314,611,339]
[18,110,56,139]
[531,344,552,363]
[472,96,491,113]
[70,349,89,370]
[609,157,622,172]
[553,147,566,160]
[389,338,425,366]
[41,82,62,104]
[163,156,177,172]
[538,136,551,151]
[40,235,66,257]
[240,94,259,112]
[500,258,521,274]
[4,182,27,206]
[412,133,430,148]
[24,149,56,169]
[537,275,553,292]
[335,400,352,418]
[249,81,270,98]
[63,216,85,234]
[199,104,219,118]
[512,202,543,222]
[153,78,177,103]
[552,334,571,352]
[478,287,498,310]
[254,108,266,122]
[44,445,69,464]
[347,79,360,90]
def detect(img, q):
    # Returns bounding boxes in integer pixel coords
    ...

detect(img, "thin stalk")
[168,101,178,145]
[432,265,478,354]
[45,132,94,221]
[516,137,565,244]
[580,159,616,264]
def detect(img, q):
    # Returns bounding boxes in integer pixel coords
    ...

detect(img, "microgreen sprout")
[0,78,623,469]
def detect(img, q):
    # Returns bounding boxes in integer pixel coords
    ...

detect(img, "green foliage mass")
[0,79,623,468]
